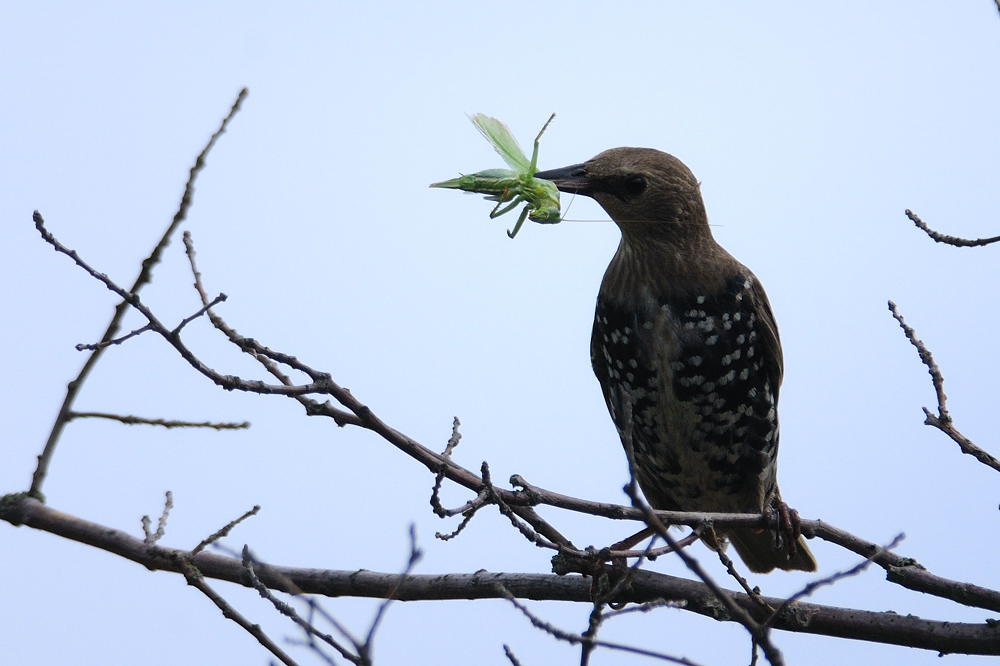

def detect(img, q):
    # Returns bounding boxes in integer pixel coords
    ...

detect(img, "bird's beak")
[533,163,593,195]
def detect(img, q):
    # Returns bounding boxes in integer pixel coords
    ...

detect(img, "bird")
[533,148,816,573]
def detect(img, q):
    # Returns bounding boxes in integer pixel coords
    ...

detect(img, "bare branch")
[192,505,260,556]
[709,526,772,611]
[906,209,1000,247]
[804,520,1000,612]
[889,301,1000,474]
[242,547,361,665]
[141,491,173,545]
[67,411,249,431]
[74,322,153,350]
[34,214,338,398]
[503,644,523,666]
[443,416,462,457]
[29,88,248,498]
[3,497,999,655]
[183,230,363,427]
[171,293,228,335]
[497,585,704,665]
[763,534,905,631]
[483,461,564,551]
[26,247,1000,616]
[187,571,300,666]
[363,524,423,656]
[25,260,1000,619]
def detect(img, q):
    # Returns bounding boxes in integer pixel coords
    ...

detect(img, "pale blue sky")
[3,3,999,665]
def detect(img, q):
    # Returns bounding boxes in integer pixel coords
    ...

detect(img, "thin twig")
[482,462,563,550]
[171,293,228,335]
[906,209,1000,247]
[503,644,524,666]
[434,503,482,541]
[431,417,468,520]
[191,505,260,555]
[182,230,363,428]
[187,571,300,666]
[889,301,1000,474]
[142,491,173,545]
[360,525,423,663]
[708,525,772,610]
[497,585,705,665]
[602,531,701,561]
[763,534,904,631]
[74,323,153,350]
[5,497,1000,654]
[603,599,686,621]
[29,88,248,498]
[242,547,361,664]
[34,215,335,399]
[67,412,249,430]
[582,536,685,666]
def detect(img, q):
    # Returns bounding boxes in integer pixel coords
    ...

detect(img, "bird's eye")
[623,175,647,198]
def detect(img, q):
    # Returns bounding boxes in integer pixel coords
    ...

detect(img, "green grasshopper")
[431,113,561,238]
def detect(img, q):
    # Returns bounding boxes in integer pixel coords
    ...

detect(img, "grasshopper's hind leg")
[529,113,556,174]
[490,194,524,219]
[506,205,531,239]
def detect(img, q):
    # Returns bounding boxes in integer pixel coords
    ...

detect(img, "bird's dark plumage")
[535,148,815,573]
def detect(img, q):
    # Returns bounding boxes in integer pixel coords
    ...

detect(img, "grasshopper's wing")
[469,114,530,173]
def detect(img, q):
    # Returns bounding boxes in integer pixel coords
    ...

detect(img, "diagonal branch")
[37,216,576,549]
[888,301,1000,474]
[496,584,704,665]
[29,88,248,498]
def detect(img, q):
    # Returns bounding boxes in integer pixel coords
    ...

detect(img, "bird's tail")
[725,528,817,573]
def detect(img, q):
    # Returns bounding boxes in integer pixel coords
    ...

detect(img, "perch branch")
[3,497,998,656]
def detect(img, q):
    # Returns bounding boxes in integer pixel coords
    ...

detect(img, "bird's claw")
[771,501,801,560]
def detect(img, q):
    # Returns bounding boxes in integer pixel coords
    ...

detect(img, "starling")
[535,148,816,573]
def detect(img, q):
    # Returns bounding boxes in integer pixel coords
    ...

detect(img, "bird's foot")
[583,548,626,604]
[771,501,802,560]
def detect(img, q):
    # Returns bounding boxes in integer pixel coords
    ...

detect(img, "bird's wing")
[591,299,686,511]
[746,273,783,395]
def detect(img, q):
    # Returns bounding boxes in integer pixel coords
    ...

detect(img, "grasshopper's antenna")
[561,192,578,221]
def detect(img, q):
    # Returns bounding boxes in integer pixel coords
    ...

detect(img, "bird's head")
[534,147,710,243]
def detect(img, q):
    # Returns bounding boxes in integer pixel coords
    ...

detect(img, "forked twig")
[29,88,249,497]
[889,301,1000,474]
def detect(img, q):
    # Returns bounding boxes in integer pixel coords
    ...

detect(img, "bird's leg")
[773,501,801,560]
[778,502,802,560]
